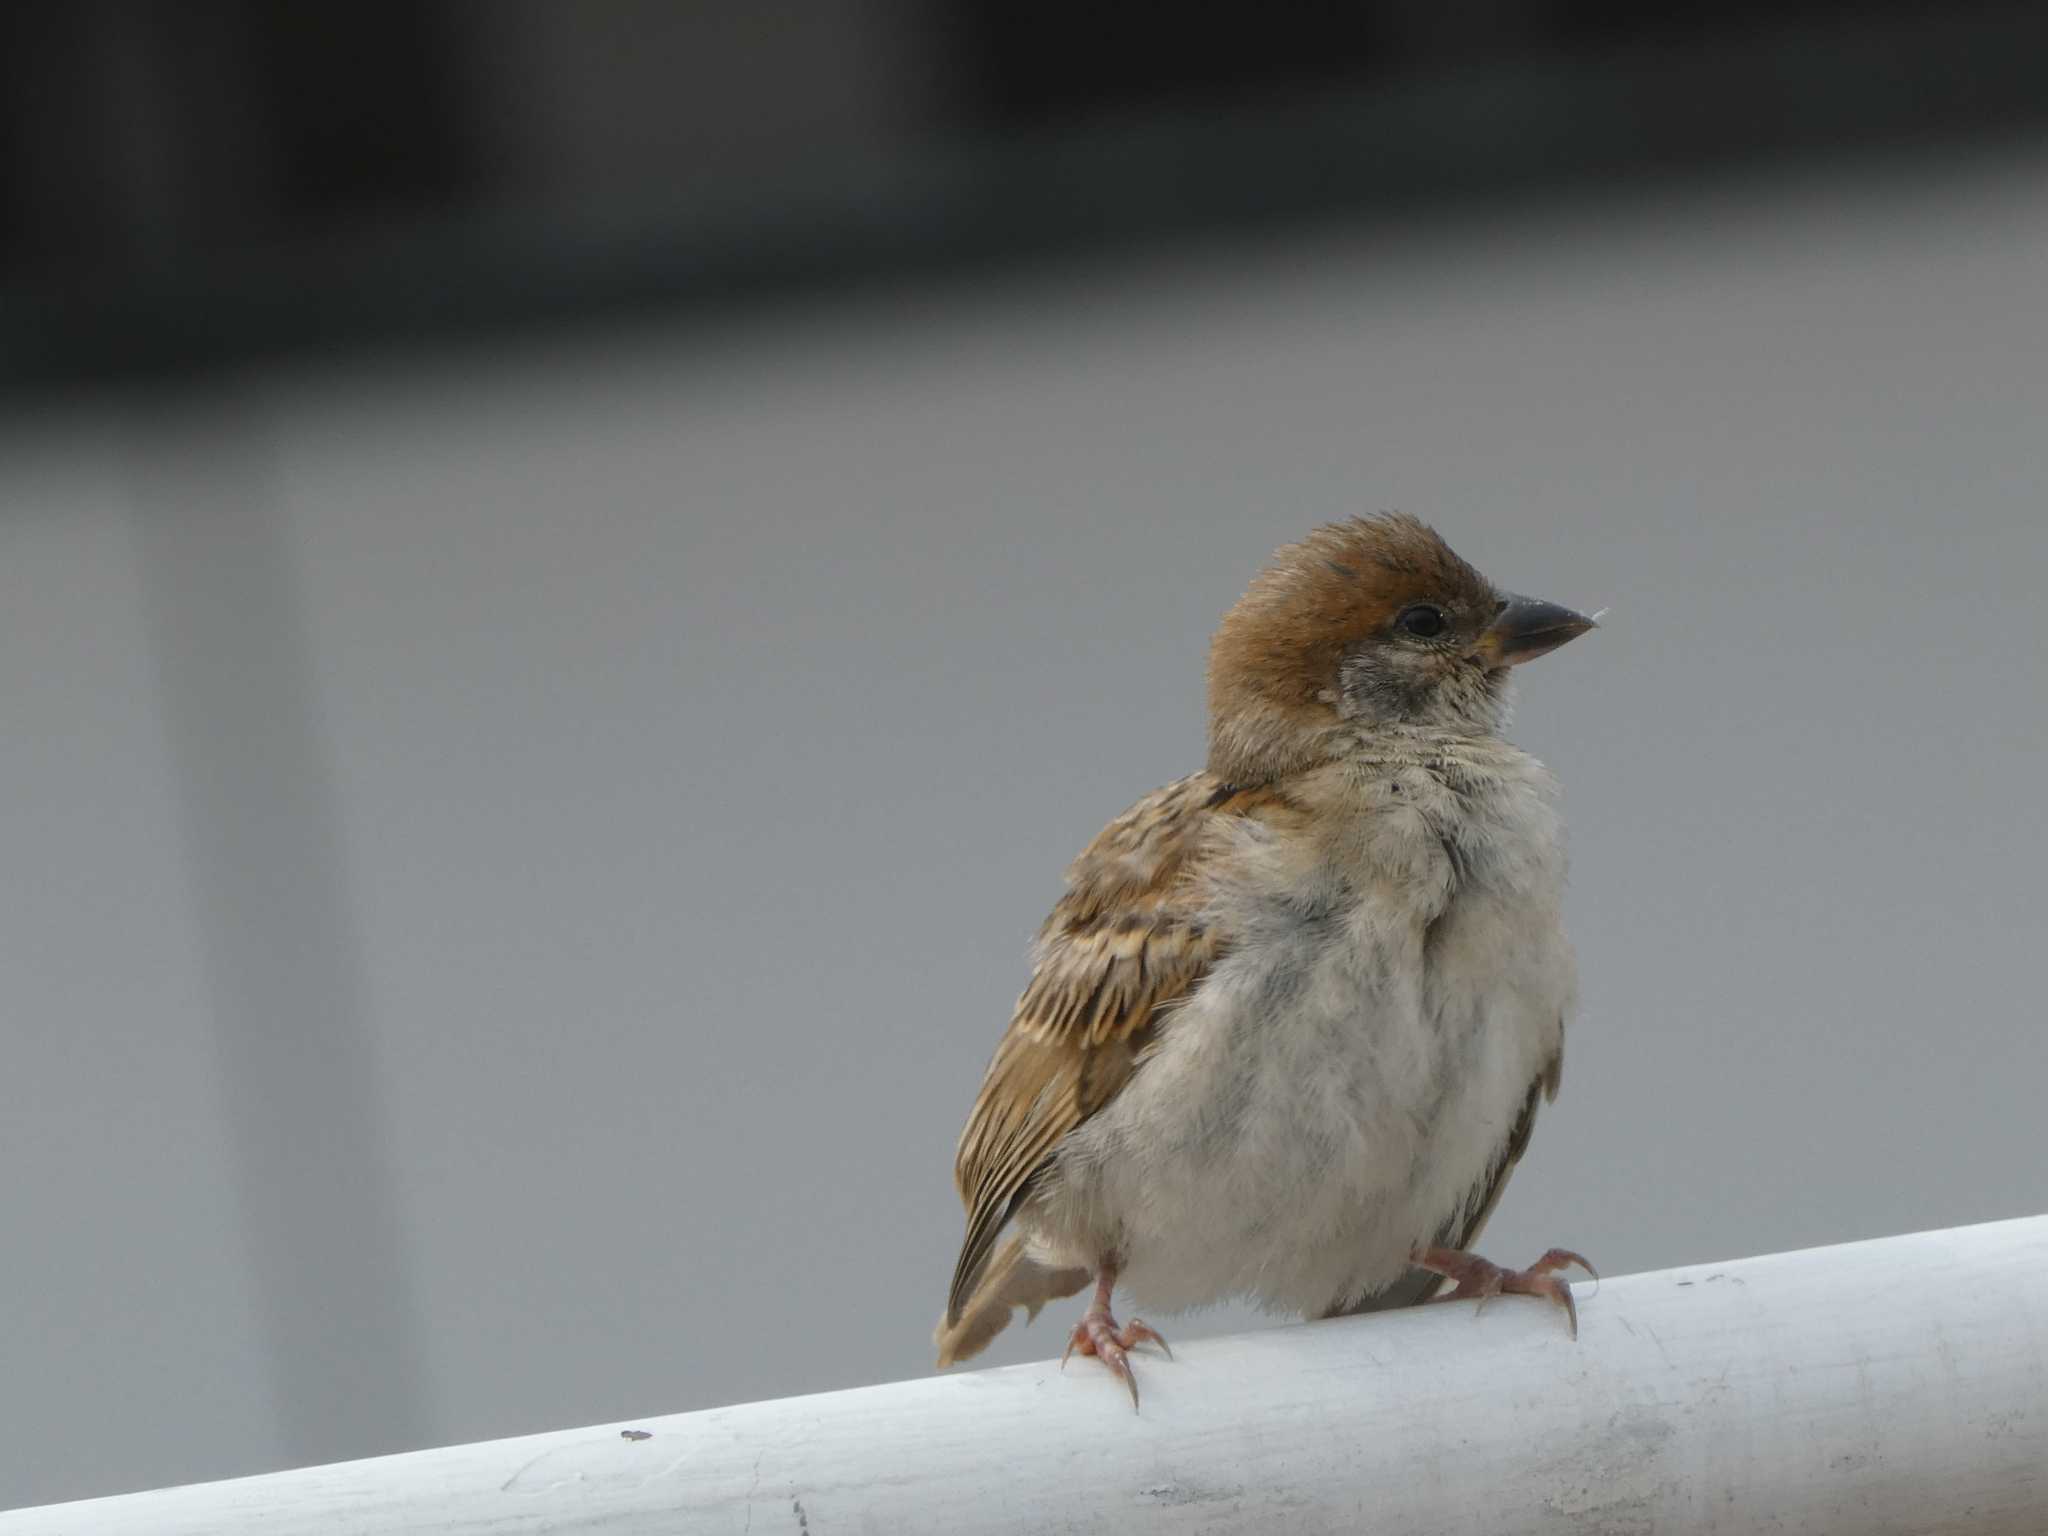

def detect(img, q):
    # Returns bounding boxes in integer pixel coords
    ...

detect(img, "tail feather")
[934,1234,1090,1367]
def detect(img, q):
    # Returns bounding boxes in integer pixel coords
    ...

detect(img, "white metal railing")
[7,1215,2045,1534]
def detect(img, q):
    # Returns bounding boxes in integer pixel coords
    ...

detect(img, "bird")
[934,513,1598,1407]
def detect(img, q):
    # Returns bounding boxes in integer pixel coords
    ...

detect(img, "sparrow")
[934,514,1598,1406]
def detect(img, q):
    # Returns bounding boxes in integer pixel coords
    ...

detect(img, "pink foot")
[1411,1245,1596,1339]
[1060,1273,1171,1410]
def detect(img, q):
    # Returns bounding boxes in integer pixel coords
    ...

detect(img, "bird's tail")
[933,1234,1090,1368]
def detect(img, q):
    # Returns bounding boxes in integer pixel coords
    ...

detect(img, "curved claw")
[1107,1345,1140,1412]
[1411,1244,1594,1340]
[1064,1312,1168,1411]
[1122,1318,1173,1361]
[1531,1247,1598,1282]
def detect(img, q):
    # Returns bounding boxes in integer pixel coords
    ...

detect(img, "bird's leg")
[1410,1245,1596,1339]
[1060,1267,1171,1409]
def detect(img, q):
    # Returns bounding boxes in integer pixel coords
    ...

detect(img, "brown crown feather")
[1205,514,1496,784]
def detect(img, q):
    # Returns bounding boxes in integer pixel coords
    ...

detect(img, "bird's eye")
[1397,605,1447,638]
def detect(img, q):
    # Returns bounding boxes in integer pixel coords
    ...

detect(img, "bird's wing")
[1325,1044,1564,1317]
[943,774,1284,1329]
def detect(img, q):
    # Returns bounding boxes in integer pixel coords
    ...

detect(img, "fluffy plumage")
[936,514,1594,1376]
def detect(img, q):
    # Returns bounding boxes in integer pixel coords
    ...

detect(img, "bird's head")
[1206,514,1595,783]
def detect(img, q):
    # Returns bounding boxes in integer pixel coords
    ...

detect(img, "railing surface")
[6,1215,2045,1535]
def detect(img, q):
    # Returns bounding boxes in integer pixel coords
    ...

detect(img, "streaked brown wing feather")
[944,775,1281,1327]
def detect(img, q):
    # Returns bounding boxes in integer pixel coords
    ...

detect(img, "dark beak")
[1470,594,1598,669]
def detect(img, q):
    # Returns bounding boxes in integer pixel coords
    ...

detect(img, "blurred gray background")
[4,1,2048,1514]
